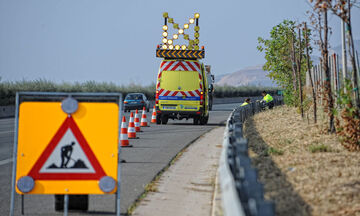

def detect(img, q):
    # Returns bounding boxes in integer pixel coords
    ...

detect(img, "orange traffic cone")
[120,116,132,147]
[134,109,141,132]
[140,107,149,127]
[128,112,138,139]
[151,106,157,123]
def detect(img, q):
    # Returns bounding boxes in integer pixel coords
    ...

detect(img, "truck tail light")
[200,92,204,105]
[156,91,159,105]
[124,101,128,104]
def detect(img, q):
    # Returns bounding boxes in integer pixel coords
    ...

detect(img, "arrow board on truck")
[28,116,106,180]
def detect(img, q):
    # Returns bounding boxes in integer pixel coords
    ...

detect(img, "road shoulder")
[132,126,224,216]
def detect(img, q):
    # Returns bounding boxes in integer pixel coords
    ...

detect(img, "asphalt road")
[0,103,241,215]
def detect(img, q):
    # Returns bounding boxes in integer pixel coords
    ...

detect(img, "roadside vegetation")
[0,79,155,106]
[251,1,360,214]
[257,0,360,150]
[0,79,279,106]
[244,106,360,215]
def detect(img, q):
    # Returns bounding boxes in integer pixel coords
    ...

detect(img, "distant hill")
[215,65,276,87]
[214,73,228,83]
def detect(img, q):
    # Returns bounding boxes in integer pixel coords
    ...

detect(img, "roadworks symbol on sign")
[28,116,106,180]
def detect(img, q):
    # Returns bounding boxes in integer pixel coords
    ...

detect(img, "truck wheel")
[200,116,209,125]
[156,115,161,124]
[193,117,199,125]
[199,116,205,125]
[55,195,88,212]
[161,116,168,124]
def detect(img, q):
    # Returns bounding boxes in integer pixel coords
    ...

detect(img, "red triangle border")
[28,116,106,180]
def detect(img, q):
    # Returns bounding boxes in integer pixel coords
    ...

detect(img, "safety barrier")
[219,98,283,216]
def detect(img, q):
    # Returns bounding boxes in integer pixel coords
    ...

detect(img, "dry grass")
[244,106,360,216]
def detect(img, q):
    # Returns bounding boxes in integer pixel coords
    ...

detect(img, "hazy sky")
[1,0,359,85]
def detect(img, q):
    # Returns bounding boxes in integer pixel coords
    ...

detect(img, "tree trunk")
[346,0,360,108]
[304,22,317,123]
[297,27,304,118]
[290,32,299,105]
[323,9,335,133]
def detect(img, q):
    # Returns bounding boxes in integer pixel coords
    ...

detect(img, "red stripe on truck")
[163,61,175,71]
[185,61,197,71]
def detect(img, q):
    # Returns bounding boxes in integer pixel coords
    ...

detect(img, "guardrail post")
[233,122,243,138]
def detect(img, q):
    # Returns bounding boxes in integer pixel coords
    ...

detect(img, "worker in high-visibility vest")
[240,98,251,107]
[261,91,274,109]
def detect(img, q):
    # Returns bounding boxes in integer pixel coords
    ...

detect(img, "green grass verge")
[266,147,284,156]
[309,144,332,153]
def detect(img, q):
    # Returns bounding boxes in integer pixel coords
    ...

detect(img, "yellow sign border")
[16,101,119,194]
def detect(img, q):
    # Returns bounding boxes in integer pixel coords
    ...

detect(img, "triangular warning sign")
[28,116,106,180]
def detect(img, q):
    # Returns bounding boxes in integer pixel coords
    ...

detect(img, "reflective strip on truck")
[159,96,200,101]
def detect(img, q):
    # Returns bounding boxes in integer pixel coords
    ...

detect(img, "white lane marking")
[0,158,13,166]
[0,130,14,135]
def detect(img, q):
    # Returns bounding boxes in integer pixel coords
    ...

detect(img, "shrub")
[308,144,332,153]
[0,80,282,106]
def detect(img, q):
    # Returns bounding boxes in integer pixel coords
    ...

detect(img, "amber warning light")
[156,12,205,59]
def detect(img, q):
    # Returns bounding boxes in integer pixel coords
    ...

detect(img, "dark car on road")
[124,93,150,112]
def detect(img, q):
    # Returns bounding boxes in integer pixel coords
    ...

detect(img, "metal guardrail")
[219,98,283,216]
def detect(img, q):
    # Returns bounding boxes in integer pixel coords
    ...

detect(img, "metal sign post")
[9,92,122,216]
[9,93,20,216]
[64,194,69,216]
[116,99,122,216]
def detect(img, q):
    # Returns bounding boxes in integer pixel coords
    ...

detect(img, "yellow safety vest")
[240,102,249,107]
[263,94,273,103]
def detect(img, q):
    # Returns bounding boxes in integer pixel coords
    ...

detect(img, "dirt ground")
[243,106,360,216]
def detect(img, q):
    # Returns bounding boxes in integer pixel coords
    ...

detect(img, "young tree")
[304,22,318,123]
[297,26,305,118]
[310,1,336,133]
[326,0,360,108]
[258,20,307,106]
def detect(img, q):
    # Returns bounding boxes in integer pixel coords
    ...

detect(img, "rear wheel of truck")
[199,116,205,125]
[200,115,209,125]
[193,116,199,125]
[156,115,161,124]
[161,116,168,124]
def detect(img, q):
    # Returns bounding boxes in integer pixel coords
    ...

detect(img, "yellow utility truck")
[155,12,210,125]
